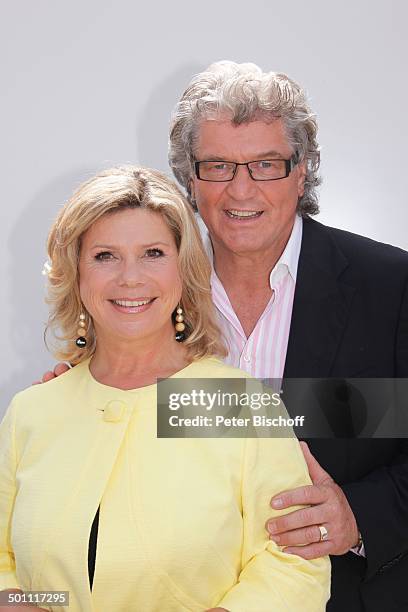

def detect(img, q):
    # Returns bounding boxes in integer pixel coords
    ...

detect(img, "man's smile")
[224,209,264,220]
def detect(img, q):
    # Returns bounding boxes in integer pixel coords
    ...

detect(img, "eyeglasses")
[194,154,299,182]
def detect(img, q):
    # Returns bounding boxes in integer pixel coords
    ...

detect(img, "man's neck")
[208,219,298,338]
[212,229,291,293]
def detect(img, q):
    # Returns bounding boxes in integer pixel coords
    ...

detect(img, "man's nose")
[226,164,258,199]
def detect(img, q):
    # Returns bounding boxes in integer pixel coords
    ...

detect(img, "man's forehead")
[194,117,292,159]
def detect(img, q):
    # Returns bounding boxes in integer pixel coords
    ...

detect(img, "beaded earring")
[75,312,87,348]
[174,305,186,342]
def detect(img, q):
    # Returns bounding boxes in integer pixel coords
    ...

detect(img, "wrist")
[350,531,364,555]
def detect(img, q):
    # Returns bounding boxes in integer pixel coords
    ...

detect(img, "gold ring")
[318,525,328,541]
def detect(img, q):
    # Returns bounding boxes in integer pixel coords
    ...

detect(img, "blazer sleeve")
[342,276,408,579]
[0,398,20,591]
[342,440,408,579]
[216,436,331,612]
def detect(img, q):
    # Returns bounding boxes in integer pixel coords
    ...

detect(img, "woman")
[0,166,330,611]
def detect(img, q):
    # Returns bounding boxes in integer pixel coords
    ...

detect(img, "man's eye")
[95,251,114,261]
[145,248,164,258]
[205,162,230,172]
[259,161,273,168]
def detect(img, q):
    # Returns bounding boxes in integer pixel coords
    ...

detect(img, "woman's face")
[79,207,182,345]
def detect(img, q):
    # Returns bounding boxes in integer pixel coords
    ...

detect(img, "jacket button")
[103,400,126,422]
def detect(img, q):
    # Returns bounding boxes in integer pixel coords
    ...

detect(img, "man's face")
[191,118,306,259]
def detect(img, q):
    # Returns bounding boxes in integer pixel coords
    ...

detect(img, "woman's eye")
[95,251,114,261]
[145,248,164,258]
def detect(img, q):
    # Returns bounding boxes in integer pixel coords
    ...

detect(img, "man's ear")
[297,161,307,198]
[190,178,195,201]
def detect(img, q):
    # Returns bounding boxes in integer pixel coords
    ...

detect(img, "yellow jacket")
[0,357,330,611]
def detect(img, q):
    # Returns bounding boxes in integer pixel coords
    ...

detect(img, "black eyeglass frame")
[194,153,300,182]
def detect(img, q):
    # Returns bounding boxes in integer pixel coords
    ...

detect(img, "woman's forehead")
[81,208,176,248]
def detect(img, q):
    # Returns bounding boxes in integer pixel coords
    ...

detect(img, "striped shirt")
[198,214,303,382]
[199,216,366,557]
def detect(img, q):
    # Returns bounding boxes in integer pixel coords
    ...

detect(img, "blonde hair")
[45,165,227,364]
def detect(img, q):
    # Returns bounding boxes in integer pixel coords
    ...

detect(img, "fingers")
[38,363,70,384]
[54,362,70,376]
[266,505,324,535]
[283,540,333,560]
[41,371,57,383]
[269,523,328,547]
[271,483,327,509]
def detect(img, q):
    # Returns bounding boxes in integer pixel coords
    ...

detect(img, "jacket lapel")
[283,218,355,379]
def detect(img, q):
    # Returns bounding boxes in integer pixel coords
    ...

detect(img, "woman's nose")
[117,259,148,287]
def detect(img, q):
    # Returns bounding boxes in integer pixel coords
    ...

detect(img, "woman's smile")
[109,297,157,314]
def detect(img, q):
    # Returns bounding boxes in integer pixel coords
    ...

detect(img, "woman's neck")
[89,330,190,390]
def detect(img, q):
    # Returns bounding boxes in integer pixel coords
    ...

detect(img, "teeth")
[113,299,151,307]
[227,210,262,218]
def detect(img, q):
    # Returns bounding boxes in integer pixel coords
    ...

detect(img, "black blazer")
[283,218,408,612]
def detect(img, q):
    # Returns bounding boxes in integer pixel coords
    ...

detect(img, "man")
[44,61,408,610]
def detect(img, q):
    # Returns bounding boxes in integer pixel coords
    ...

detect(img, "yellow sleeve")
[217,436,331,612]
[0,398,20,591]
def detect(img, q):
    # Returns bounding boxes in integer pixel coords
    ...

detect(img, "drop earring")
[76,312,87,348]
[174,305,186,342]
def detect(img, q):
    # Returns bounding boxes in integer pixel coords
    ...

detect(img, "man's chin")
[219,239,268,257]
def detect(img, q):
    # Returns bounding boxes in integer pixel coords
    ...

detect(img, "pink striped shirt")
[198,215,303,382]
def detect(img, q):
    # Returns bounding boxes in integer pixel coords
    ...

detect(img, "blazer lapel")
[283,218,355,379]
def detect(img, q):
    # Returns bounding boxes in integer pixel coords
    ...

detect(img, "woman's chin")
[100,322,174,345]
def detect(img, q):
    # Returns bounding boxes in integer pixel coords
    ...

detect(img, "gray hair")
[168,60,321,216]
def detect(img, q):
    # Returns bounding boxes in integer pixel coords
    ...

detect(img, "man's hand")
[266,441,359,559]
[32,362,70,385]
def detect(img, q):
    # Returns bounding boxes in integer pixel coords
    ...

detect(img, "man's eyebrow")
[198,150,286,161]
[251,150,287,159]
[197,155,230,162]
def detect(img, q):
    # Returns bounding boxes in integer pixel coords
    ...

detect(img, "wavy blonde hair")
[45,165,227,364]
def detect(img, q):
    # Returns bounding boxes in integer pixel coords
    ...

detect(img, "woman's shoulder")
[9,359,91,411]
[181,357,254,380]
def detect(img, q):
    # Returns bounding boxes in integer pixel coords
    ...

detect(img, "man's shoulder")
[304,217,408,273]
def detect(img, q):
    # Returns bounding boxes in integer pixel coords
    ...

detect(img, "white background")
[1,1,407,411]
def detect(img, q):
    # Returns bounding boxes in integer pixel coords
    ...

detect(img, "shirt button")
[243,355,251,363]
[103,400,126,423]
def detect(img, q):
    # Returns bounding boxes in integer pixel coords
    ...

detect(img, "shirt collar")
[196,213,303,288]
[270,213,303,286]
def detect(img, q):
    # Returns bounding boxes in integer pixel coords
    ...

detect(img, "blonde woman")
[0,166,330,611]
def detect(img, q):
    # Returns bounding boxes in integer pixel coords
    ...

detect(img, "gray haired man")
[167,61,408,612]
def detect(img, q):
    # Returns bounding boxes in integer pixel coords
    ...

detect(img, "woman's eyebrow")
[90,242,172,249]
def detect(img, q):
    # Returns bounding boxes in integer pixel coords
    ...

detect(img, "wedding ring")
[318,525,328,541]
